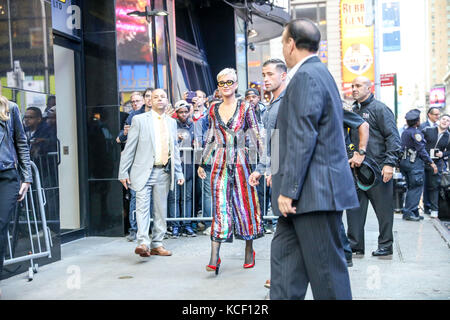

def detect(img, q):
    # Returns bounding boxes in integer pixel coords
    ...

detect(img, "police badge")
[414,133,422,142]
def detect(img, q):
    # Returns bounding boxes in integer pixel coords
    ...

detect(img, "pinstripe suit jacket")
[271,56,359,215]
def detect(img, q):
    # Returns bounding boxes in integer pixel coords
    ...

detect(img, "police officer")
[347,76,402,257]
[400,109,437,221]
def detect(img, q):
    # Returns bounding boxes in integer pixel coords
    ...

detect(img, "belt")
[154,164,167,168]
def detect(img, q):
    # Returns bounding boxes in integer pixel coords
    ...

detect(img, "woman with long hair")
[198,68,264,274]
[0,94,32,282]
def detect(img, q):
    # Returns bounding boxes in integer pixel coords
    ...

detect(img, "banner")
[430,86,445,108]
[340,0,374,91]
[382,1,401,52]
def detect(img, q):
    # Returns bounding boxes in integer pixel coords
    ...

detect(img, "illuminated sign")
[340,0,374,90]
[115,6,148,33]
[430,86,445,107]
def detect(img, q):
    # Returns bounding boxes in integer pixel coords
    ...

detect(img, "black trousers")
[424,167,442,214]
[346,180,394,252]
[270,211,352,300]
[0,169,20,280]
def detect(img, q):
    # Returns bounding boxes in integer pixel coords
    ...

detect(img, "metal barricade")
[165,146,277,229]
[3,161,53,281]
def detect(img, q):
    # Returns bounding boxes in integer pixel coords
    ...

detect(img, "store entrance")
[53,43,84,241]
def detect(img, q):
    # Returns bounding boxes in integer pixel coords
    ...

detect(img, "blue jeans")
[168,176,193,228]
[129,189,137,233]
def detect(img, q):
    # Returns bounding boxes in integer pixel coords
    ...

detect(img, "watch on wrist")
[358,149,366,155]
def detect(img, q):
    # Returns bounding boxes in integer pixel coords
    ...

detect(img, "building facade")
[0,0,288,278]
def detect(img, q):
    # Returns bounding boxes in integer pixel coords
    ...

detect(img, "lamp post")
[127,6,168,90]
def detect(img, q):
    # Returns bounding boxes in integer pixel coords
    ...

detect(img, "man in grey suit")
[270,19,359,300]
[119,89,184,257]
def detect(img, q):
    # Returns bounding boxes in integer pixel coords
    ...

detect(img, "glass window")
[175,5,196,45]
[195,63,207,92]
[291,2,327,64]
[184,59,200,91]
[115,0,174,102]
[235,14,247,96]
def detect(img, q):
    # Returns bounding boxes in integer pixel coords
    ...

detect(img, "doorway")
[53,44,83,240]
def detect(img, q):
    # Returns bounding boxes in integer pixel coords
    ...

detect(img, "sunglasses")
[218,80,236,87]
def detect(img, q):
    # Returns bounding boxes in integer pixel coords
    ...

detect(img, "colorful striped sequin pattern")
[202,100,264,242]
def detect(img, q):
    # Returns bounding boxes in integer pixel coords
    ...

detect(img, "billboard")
[382,1,401,52]
[340,0,375,93]
[429,86,445,108]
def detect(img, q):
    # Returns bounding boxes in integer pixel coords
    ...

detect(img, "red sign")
[381,73,395,87]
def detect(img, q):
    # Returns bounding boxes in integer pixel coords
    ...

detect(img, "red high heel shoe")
[243,251,255,269]
[206,257,221,275]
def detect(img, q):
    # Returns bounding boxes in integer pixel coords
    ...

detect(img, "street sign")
[381,73,395,87]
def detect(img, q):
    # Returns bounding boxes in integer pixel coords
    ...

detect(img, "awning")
[246,2,290,43]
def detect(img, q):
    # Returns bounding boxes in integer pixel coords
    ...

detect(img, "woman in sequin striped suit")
[198,68,264,274]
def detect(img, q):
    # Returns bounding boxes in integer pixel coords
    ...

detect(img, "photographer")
[422,114,450,218]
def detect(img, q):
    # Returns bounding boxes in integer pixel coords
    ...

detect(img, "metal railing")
[3,161,53,281]
[163,146,278,223]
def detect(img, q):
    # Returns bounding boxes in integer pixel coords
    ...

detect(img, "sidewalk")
[1,207,449,300]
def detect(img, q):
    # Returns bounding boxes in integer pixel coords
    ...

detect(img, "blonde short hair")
[216,68,237,82]
[0,95,10,121]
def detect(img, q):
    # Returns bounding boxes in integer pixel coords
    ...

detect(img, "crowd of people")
[1,17,449,299]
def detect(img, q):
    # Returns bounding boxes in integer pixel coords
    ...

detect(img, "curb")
[431,218,450,248]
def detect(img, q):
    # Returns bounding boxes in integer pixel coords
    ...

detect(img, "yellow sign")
[340,0,374,85]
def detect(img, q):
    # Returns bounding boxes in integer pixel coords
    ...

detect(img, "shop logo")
[343,43,374,75]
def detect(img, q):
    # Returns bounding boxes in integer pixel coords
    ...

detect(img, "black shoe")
[403,214,421,221]
[351,248,364,255]
[346,259,353,267]
[372,247,393,256]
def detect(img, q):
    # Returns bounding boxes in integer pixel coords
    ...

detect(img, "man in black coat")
[270,18,359,300]
[422,114,450,218]
[347,76,402,257]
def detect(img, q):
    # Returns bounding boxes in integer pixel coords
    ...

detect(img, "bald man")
[119,89,184,257]
[346,76,401,257]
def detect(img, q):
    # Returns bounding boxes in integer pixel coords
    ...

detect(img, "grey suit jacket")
[118,111,184,192]
[271,56,359,215]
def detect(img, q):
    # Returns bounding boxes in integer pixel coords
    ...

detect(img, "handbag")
[441,169,450,189]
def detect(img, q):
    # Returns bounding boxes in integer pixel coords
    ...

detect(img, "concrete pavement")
[1,207,449,300]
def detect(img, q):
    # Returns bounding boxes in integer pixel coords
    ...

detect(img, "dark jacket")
[422,125,450,168]
[351,94,402,168]
[401,126,432,164]
[0,102,32,183]
[271,56,359,215]
[117,106,146,143]
[177,118,195,181]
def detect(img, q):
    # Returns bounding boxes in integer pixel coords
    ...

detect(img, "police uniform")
[347,94,402,256]
[400,109,434,221]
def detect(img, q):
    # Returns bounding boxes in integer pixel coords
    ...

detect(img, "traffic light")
[399,86,403,96]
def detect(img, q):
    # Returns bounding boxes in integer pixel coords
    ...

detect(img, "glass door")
[53,44,81,237]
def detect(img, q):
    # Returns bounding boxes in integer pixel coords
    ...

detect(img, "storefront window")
[247,41,271,102]
[291,2,328,65]
[116,0,169,105]
[235,14,247,96]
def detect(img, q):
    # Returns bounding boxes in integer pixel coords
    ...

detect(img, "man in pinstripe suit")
[270,19,360,300]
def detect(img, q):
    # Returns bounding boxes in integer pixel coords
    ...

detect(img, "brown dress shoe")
[135,244,151,257]
[150,246,172,256]
[264,280,271,289]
